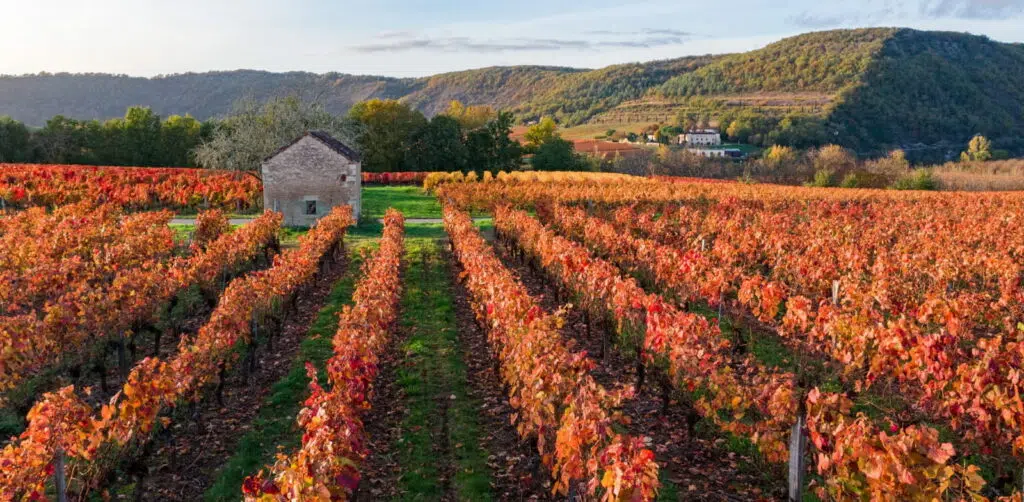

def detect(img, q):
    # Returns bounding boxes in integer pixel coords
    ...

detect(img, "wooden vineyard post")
[583,308,591,340]
[635,308,647,394]
[54,447,68,502]
[117,334,129,382]
[832,280,840,306]
[246,313,259,383]
[216,361,227,406]
[788,415,807,502]
[701,238,706,252]
[567,479,581,501]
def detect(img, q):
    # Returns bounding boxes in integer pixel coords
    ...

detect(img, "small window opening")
[340,174,348,182]
[305,200,318,215]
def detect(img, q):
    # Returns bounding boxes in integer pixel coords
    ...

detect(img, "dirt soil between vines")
[494,238,784,501]
[447,244,556,501]
[132,256,349,501]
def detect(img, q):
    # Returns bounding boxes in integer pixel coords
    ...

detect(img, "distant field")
[558,122,653,140]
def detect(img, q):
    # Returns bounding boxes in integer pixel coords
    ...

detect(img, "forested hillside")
[0,60,712,128]
[509,56,714,124]
[828,29,1024,154]
[0,71,413,125]
[1,28,1022,156]
[657,28,894,96]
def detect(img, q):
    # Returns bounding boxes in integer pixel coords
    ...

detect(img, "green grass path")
[392,239,493,501]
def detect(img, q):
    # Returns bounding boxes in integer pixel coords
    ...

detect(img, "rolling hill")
[1,28,1022,156]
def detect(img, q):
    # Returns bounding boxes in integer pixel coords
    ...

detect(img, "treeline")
[0,99,530,172]
[0,107,211,166]
[599,136,1016,191]
[347,99,522,172]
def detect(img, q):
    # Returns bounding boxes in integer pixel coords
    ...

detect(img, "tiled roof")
[265,131,361,162]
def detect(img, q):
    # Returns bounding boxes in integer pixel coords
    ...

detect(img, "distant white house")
[686,147,744,159]
[678,129,722,146]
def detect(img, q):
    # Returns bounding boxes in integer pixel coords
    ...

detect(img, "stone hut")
[261,131,361,227]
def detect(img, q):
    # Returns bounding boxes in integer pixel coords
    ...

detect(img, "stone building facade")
[678,129,722,146]
[262,131,361,227]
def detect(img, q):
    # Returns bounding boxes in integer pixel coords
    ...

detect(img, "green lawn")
[350,220,491,241]
[361,186,441,220]
[175,186,445,221]
[392,239,493,501]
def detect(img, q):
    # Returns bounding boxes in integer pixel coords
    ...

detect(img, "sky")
[1,0,1022,78]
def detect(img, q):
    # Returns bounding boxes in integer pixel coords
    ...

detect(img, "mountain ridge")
[2,28,1022,156]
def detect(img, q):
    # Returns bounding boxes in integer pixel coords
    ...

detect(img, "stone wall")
[261,135,361,227]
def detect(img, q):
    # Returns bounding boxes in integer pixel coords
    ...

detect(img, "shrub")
[839,173,860,188]
[807,168,836,187]
[891,169,938,190]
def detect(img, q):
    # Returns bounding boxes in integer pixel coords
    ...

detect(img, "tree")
[466,111,522,172]
[34,115,87,164]
[811,144,856,174]
[610,149,658,176]
[524,117,558,149]
[160,114,205,167]
[195,96,360,179]
[767,114,828,148]
[762,145,798,171]
[865,149,910,179]
[960,134,992,162]
[658,125,682,144]
[0,116,32,162]
[676,111,698,131]
[531,137,579,171]
[726,119,753,143]
[443,100,496,130]
[348,99,427,172]
[405,115,467,172]
[110,106,163,166]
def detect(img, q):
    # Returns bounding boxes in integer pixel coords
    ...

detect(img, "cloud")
[787,12,853,28]
[350,32,690,53]
[788,0,1023,29]
[374,30,416,39]
[787,1,903,28]
[585,28,692,37]
[919,0,1024,18]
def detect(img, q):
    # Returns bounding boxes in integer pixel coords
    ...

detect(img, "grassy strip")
[394,239,493,501]
[349,221,493,242]
[362,186,442,220]
[203,244,369,502]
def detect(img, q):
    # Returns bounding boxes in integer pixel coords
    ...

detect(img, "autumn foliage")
[0,163,261,211]
[0,206,353,501]
[361,171,430,185]
[243,209,405,501]
[0,206,279,398]
[495,204,997,500]
[444,206,659,501]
